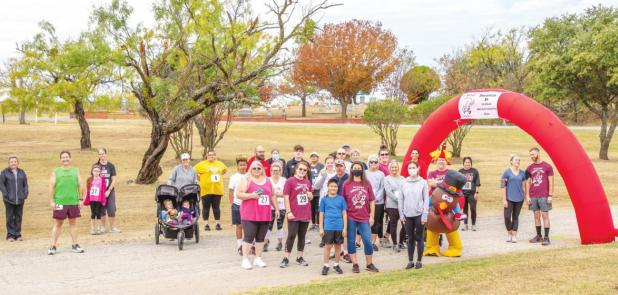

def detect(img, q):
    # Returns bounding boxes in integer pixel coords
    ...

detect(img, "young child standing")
[319,179,347,275]
[84,165,107,235]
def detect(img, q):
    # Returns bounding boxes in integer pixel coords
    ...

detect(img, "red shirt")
[247,156,271,177]
[342,180,376,222]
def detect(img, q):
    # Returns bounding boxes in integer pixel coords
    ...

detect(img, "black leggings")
[404,216,424,262]
[371,204,385,238]
[268,210,285,231]
[504,200,523,231]
[90,202,103,219]
[311,190,320,225]
[242,221,269,243]
[463,193,477,225]
[385,208,406,245]
[4,201,24,239]
[286,220,309,253]
[202,195,222,221]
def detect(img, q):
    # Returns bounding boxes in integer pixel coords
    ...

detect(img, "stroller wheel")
[155,223,160,245]
[194,223,200,244]
[177,230,185,250]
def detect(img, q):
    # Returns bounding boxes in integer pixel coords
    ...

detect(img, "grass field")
[0,120,616,249]
[251,243,618,295]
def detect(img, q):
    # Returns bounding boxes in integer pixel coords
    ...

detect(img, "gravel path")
[0,208,616,295]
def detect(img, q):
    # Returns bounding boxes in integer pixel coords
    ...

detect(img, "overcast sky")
[1,0,616,68]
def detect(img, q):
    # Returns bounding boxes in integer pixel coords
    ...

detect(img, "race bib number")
[297,194,309,206]
[54,204,64,210]
[211,174,221,182]
[258,195,270,206]
[463,182,472,190]
[90,186,100,196]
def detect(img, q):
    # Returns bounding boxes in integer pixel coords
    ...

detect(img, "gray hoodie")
[398,176,429,222]
[167,165,198,190]
[365,169,385,205]
[384,175,403,209]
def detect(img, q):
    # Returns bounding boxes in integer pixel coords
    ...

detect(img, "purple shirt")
[342,180,376,222]
[526,162,553,198]
[283,177,313,221]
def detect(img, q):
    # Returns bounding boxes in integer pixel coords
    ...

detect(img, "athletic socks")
[236,239,243,247]
[536,226,542,237]
[544,227,550,238]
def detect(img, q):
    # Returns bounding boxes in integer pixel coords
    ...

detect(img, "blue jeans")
[347,219,373,255]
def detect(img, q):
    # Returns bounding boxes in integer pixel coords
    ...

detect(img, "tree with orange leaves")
[278,61,317,117]
[295,20,398,118]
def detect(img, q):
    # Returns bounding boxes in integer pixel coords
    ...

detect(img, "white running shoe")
[110,227,122,233]
[253,257,267,268]
[241,258,253,270]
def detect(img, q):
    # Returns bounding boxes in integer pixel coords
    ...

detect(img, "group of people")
[0,149,120,255]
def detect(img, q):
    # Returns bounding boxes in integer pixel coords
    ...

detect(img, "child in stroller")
[179,199,196,225]
[161,199,180,226]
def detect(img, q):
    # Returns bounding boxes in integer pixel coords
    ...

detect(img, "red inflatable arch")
[401,89,617,244]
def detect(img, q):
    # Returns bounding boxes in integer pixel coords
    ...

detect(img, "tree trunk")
[598,104,616,160]
[339,99,348,118]
[135,124,170,184]
[301,96,307,117]
[74,100,92,150]
[19,107,26,125]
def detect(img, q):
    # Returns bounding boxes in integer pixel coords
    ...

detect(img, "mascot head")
[430,143,452,165]
[427,170,467,233]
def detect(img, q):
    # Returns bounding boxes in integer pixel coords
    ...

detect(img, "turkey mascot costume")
[423,169,467,257]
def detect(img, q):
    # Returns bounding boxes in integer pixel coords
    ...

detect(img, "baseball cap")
[342,144,351,149]
[334,159,345,166]
[310,152,319,157]
[180,153,191,160]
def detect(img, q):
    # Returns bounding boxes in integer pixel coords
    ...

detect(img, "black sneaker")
[263,242,269,252]
[296,256,309,266]
[276,242,283,251]
[333,264,343,274]
[406,261,414,269]
[366,263,379,272]
[216,224,222,231]
[415,261,423,269]
[205,224,211,231]
[47,246,57,255]
[372,244,379,252]
[529,235,542,243]
[542,237,551,246]
[321,265,329,275]
[319,241,325,248]
[280,257,289,268]
[352,264,360,273]
[71,244,85,253]
[342,253,352,263]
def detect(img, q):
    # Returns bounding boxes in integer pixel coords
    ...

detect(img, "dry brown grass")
[0,120,616,250]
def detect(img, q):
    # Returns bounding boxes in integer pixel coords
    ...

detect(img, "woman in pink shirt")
[236,161,280,270]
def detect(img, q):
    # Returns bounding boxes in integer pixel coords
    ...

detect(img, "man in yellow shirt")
[195,150,228,231]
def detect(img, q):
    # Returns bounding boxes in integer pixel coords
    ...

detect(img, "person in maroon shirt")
[377,146,390,176]
[410,148,427,178]
[525,147,554,246]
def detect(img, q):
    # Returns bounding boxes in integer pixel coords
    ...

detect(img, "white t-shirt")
[270,176,287,210]
[228,173,245,206]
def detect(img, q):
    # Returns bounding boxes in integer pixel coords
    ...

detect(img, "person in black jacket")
[0,156,29,241]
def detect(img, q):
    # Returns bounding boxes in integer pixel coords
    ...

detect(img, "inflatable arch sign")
[401,89,617,244]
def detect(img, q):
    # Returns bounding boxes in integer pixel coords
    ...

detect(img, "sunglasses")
[337,152,346,155]
[297,168,307,172]
[380,153,389,156]
[369,161,378,164]
[251,167,263,171]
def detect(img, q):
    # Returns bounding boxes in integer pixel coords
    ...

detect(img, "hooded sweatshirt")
[398,176,429,222]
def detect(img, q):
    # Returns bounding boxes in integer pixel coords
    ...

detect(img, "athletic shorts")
[231,204,241,225]
[102,190,117,217]
[323,230,344,245]
[529,197,552,212]
[52,205,81,220]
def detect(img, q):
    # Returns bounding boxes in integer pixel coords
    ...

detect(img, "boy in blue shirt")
[319,179,347,275]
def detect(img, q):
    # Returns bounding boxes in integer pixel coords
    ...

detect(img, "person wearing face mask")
[403,148,427,178]
[248,145,271,177]
[0,156,29,242]
[267,148,286,172]
[342,162,378,273]
[399,161,429,269]
[459,157,481,231]
[365,155,386,251]
[501,154,526,243]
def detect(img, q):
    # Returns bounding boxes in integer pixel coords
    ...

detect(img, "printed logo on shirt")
[530,167,545,187]
[350,187,368,209]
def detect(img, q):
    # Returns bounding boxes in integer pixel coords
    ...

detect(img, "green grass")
[251,244,618,295]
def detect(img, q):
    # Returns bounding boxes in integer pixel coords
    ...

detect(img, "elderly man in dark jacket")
[0,156,29,241]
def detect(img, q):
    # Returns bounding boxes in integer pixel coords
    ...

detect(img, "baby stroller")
[154,184,201,250]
